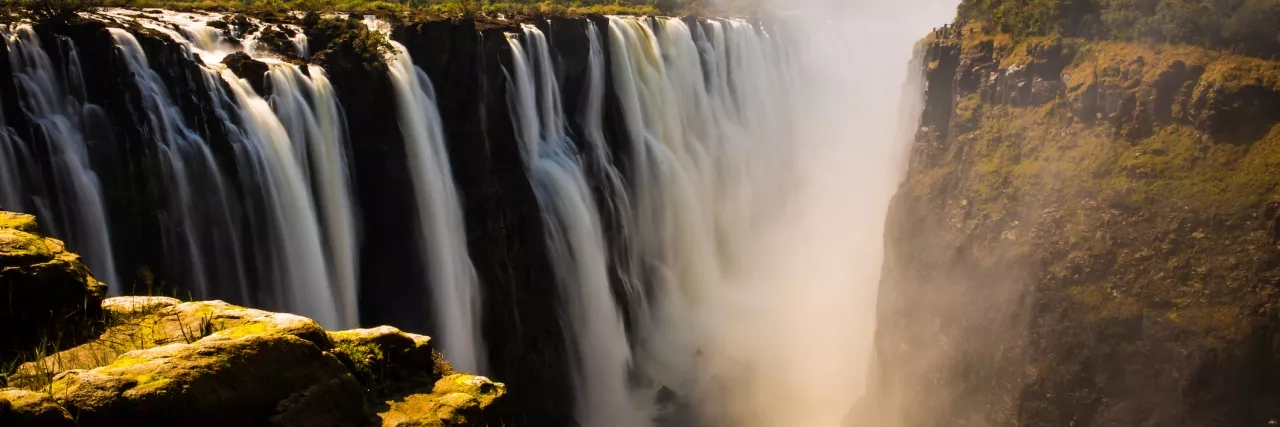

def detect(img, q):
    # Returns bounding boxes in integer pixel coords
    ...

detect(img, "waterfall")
[580,21,644,339]
[0,103,29,210]
[385,39,485,372]
[4,26,120,291]
[99,16,357,328]
[607,17,727,387]
[264,63,361,329]
[505,24,643,426]
[108,28,248,301]
[219,68,343,329]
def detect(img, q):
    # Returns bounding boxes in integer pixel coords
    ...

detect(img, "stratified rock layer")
[861,23,1280,427]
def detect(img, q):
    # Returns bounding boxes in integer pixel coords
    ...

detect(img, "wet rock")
[255,25,303,60]
[0,389,75,427]
[222,51,269,94]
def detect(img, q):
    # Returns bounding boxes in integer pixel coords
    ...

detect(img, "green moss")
[0,211,38,232]
[107,356,151,369]
[131,372,172,391]
[215,322,273,339]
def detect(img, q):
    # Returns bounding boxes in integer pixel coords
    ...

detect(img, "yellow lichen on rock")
[329,326,441,397]
[0,388,75,427]
[49,333,365,427]
[0,211,38,233]
[378,374,508,427]
[9,298,336,391]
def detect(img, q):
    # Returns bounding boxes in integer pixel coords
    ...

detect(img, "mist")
[658,0,960,425]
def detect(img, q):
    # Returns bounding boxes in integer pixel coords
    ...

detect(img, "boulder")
[328,326,446,396]
[222,51,269,94]
[255,25,304,60]
[378,374,508,427]
[0,211,106,362]
[49,333,365,427]
[10,298,330,390]
[0,389,75,427]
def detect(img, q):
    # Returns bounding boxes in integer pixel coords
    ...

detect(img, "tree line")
[957,0,1280,57]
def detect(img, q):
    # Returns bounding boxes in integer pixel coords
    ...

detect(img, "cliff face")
[865,23,1280,426]
[0,14,619,425]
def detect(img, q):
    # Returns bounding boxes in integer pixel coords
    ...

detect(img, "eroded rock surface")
[0,389,75,427]
[378,374,509,427]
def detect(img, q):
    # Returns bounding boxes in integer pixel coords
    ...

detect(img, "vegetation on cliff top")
[955,0,1280,58]
[2,0,758,23]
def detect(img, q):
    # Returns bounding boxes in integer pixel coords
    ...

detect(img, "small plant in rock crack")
[176,311,220,344]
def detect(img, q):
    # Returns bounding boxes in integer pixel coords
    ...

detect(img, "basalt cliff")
[862,11,1280,427]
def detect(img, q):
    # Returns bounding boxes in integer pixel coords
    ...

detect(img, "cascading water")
[0,103,29,210]
[101,14,359,328]
[264,64,360,328]
[384,34,485,373]
[108,28,248,301]
[4,26,120,292]
[219,68,343,329]
[505,24,643,426]
[0,6,958,425]
[607,17,731,390]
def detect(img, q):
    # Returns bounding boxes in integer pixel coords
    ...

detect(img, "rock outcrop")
[379,374,508,427]
[861,22,1280,427]
[0,212,506,427]
[0,211,106,363]
[0,389,76,427]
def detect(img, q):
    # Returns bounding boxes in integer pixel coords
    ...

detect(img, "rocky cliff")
[0,13,599,425]
[862,21,1280,427]
[0,211,507,427]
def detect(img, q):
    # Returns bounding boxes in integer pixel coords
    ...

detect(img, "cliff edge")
[861,17,1280,427]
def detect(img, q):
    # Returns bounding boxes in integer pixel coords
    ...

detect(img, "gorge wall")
[860,21,1280,427]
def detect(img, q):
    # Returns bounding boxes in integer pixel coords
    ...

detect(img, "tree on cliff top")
[0,0,102,23]
[957,0,1280,57]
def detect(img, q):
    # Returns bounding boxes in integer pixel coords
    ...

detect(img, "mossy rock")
[255,25,303,60]
[0,388,75,427]
[328,326,445,397]
[49,333,365,427]
[0,212,38,232]
[869,26,1280,426]
[0,211,106,364]
[378,375,508,427]
[10,298,330,390]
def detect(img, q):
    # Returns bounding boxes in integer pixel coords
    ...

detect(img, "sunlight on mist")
[689,1,960,425]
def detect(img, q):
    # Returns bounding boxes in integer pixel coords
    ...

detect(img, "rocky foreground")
[0,211,506,426]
